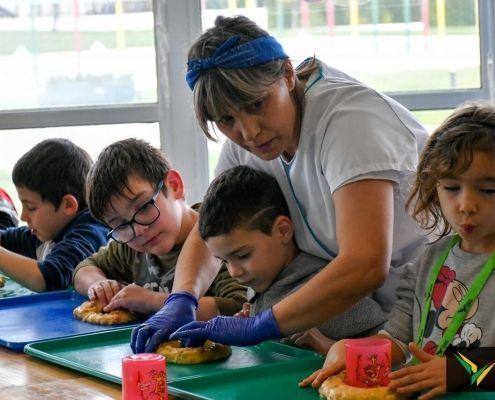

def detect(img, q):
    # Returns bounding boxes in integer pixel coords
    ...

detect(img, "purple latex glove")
[169,308,282,346]
[130,291,199,353]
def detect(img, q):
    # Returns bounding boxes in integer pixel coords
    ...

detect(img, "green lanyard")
[416,235,495,356]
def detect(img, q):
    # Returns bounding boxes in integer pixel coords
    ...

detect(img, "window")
[413,109,453,132]
[0,1,156,110]
[0,1,208,204]
[201,0,495,179]
[1,1,494,198]
[0,123,160,213]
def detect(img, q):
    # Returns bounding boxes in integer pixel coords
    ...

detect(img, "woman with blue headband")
[132,15,428,353]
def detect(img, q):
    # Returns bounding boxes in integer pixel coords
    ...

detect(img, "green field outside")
[0,24,478,56]
[0,30,154,55]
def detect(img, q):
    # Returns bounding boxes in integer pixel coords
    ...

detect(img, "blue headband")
[186,35,288,90]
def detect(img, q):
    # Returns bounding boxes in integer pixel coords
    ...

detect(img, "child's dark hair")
[199,166,290,240]
[12,138,92,210]
[188,15,317,140]
[407,102,495,237]
[87,138,171,222]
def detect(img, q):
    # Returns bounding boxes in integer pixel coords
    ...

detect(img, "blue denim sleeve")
[37,217,109,291]
[0,226,39,259]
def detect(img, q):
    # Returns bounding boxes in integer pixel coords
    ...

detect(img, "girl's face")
[214,68,300,161]
[437,150,495,253]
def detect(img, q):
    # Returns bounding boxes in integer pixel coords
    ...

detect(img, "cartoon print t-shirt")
[422,264,481,354]
[383,235,495,353]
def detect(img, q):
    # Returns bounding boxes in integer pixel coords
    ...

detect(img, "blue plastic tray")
[0,290,140,351]
[0,275,33,298]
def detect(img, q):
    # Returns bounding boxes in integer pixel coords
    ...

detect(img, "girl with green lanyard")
[301,102,495,400]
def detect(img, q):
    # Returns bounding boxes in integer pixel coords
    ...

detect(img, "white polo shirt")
[215,62,429,308]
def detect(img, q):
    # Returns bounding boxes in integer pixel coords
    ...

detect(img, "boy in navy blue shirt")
[0,139,109,292]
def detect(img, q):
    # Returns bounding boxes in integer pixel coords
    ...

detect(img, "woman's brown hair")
[188,15,318,141]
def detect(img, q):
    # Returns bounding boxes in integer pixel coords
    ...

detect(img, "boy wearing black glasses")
[0,139,109,292]
[73,139,246,320]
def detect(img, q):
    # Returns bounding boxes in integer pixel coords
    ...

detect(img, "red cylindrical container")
[344,337,391,388]
[122,353,168,400]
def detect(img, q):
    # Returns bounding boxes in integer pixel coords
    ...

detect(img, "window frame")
[390,0,495,110]
[0,0,493,201]
[0,0,208,203]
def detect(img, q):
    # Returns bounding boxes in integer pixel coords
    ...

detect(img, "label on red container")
[122,353,168,400]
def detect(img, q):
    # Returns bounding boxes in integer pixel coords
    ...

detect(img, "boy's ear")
[60,194,79,216]
[273,215,294,243]
[164,169,185,200]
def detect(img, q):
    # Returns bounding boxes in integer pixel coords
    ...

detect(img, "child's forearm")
[148,291,169,313]
[0,246,46,291]
[73,265,108,295]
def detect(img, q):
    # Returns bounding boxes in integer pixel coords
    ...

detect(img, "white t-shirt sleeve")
[319,86,419,192]
[337,170,400,191]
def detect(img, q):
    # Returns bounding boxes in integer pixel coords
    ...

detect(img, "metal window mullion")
[154,0,208,204]
[390,89,489,111]
[0,103,159,130]
[479,0,495,101]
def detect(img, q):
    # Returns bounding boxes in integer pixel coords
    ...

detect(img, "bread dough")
[73,300,137,325]
[156,340,232,364]
[319,371,410,400]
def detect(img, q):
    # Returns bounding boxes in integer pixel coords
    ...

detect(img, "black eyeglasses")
[107,180,163,244]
